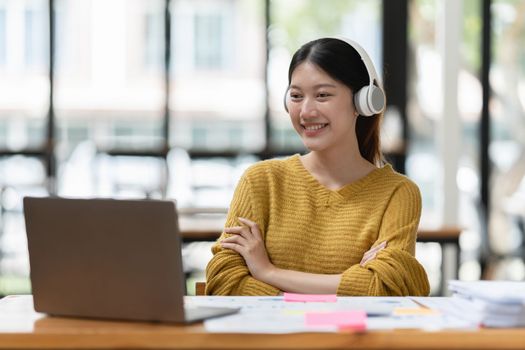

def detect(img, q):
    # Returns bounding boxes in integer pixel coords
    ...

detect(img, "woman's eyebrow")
[289,83,337,89]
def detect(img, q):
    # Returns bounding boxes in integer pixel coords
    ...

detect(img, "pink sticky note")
[283,293,337,302]
[305,311,367,331]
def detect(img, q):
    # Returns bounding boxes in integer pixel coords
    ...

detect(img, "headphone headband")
[334,37,383,90]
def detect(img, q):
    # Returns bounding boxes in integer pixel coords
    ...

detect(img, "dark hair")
[288,38,384,166]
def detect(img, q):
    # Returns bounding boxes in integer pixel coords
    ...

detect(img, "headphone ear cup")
[283,90,289,113]
[354,85,385,117]
[354,86,373,117]
[368,85,386,114]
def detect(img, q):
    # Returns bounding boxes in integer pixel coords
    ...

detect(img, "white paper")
[448,280,525,304]
[186,296,418,315]
[415,294,525,328]
[0,295,45,332]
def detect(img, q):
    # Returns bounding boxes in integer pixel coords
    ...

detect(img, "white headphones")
[284,37,386,117]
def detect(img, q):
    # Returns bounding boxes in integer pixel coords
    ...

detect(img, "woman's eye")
[318,93,331,98]
[290,94,302,100]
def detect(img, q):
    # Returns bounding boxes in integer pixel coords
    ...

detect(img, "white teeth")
[304,124,326,131]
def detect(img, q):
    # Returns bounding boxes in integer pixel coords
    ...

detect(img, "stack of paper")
[447,280,525,327]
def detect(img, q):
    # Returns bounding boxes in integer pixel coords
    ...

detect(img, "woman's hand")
[220,217,274,282]
[360,241,387,266]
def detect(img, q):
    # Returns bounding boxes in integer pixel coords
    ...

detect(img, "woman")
[205,37,430,296]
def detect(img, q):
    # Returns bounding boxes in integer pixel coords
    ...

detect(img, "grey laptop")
[23,196,238,323]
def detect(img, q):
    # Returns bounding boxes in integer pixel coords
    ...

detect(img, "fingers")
[238,217,262,239]
[223,217,261,239]
[220,221,253,252]
[237,217,256,227]
[221,234,248,246]
[360,253,377,267]
[224,225,251,238]
[363,241,387,259]
[360,241,386,266]
[220,233,248,256]
[220,242,243,254]
[221,217,262,254]
[360,241,387,267]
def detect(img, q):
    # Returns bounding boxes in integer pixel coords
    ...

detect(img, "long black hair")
[288,38,384,165]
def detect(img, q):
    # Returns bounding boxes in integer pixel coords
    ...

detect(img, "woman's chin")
[301,140,327,152]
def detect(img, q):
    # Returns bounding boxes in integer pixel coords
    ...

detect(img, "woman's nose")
[299,97,318,118]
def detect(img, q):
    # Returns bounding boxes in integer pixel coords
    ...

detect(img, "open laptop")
[23,196,239,323]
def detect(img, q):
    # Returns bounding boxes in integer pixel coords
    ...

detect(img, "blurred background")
[0,0,524,296]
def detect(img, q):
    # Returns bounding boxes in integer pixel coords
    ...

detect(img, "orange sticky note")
[305,311,367,331]
[283,293,337,302]
[393,307,440,316]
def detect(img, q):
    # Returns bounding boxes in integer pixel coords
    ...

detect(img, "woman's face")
[287,61,358,153]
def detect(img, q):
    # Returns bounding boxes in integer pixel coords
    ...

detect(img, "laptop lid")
[23,196,233,323]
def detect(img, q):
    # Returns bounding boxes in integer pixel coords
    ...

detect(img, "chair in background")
[417,227,462,296]
[195,282,206,296]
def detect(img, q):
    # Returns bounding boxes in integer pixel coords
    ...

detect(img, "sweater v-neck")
[288,154,392,201]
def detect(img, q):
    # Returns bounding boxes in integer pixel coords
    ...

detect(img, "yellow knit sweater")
[205,154,430,296]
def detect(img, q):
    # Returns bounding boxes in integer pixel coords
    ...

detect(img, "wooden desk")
[1,295,524,350]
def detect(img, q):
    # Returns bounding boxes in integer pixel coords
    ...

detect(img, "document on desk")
[448,280,525,304]
[186,296,415,315]
[186,296,473,333]
[415,292,525,328]
[0,295,45,332]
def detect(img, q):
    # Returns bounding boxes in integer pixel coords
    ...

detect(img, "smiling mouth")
[302,123,329,131]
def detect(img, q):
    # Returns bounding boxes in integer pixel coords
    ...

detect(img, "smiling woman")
[205,38,430,297]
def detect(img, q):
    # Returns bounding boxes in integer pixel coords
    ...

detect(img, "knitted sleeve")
[337,180,430,296]
[205,174,280,296]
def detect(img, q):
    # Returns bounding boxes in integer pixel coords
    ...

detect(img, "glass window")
[24,5,47,68]
[407,0,484,282]
[54,0,165,154]
[170,0,264,152]
[407,0,440,227]
[0,0,50,295]
[52,0,166,201]
[488,0,525,280]
[268,0,382,152]
[0,8,6,66]
[458,0,483,280]
[194,13,225,69]
[144,9,163,70]
[0,0,49,151]
[0,155,46,296]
